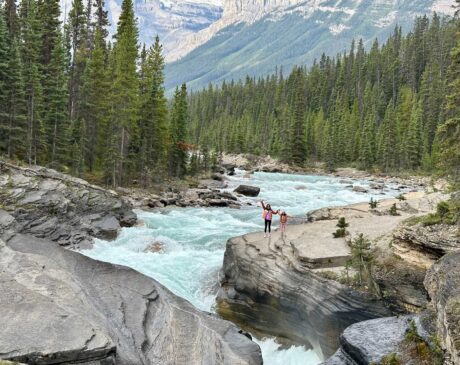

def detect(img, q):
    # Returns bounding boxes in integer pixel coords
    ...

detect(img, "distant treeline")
[188,13,460,180]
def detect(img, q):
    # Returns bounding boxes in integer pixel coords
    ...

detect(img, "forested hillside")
[0,0,188,187]
[188,12,460,180]
[0,0,459,188]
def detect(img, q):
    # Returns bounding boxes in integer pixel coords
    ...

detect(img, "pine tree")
[3,35,27,159]
[44,32,69,167]
[137,36,168,184]
[109,0,139,186]
[66,0,86,119]
[377,101,397,171]
[78,25,109,172]
[20,0,46,165]
[290,68,307,165]
[404,102,423,170]
[0,7,10,155]
[169,84,188,178]
[359,112,376,170]
[4,0,20,36]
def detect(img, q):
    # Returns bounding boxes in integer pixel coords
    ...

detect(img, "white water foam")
[83,170,407,364]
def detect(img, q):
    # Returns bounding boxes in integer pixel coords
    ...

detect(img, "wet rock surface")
[122,187,241,209]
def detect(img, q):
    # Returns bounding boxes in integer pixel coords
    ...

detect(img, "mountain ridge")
[165,0,456,92]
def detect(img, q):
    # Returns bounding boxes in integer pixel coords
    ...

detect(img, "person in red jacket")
[260,201,279,238]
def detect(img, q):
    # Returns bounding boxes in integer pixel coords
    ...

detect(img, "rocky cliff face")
[0,161,136,248]
[425,251,460,365]
[217,231,392,360]
[0,162,262,365]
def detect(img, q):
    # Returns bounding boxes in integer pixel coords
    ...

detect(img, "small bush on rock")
[380,353,401,365]
[369,197,378,209]
[389,203,399,216]
[333,217,349,238]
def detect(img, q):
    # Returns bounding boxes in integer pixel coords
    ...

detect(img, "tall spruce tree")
[67,0,86,122]
[289,68,307,165]
[78,0,109,173]
[169,84,188,177]
[20,0,45,165]
[44,32,69,167]
[108,0,139,186]
[137,36,168,185]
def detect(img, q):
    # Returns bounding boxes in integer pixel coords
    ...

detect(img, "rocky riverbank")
[217,188,458,363]
[0,161,262,365]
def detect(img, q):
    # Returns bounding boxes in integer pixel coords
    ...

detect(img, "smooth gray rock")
[0,161,136,248]
[352,186,368,193]
[0,234,262,365]
[321,316,415,365]
[233,185,260,197]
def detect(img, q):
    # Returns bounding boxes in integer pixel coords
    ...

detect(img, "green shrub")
[380,353,401,365]
[436,201,450,218]
[421,213,442,226]
[347,233,380,295]
[333,217,349,238]
[369,197,378,209]
[389,203,399,216]
[396,194,406,201]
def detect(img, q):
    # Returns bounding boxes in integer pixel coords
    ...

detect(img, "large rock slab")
[425,251,460,365]
[0,235,262,365]
[0,161,136,248]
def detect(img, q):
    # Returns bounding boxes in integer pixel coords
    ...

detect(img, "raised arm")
[260,201,266,209]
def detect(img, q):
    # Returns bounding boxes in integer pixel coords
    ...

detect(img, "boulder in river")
[352,185,368,193]
[233,185,260,197]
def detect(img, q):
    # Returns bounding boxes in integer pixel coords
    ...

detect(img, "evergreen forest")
[189,12,460,181]
[0,0,459,187]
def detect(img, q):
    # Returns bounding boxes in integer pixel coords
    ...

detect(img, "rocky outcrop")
[0,161,136,248]
[0,234,262,365]
[217,231,392,360]
[0,161,263,365]
[425,251,460,365]
[233,185,260,197]
[393,223,459,258]
[121,187,241,209]
[217,191,450,361]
